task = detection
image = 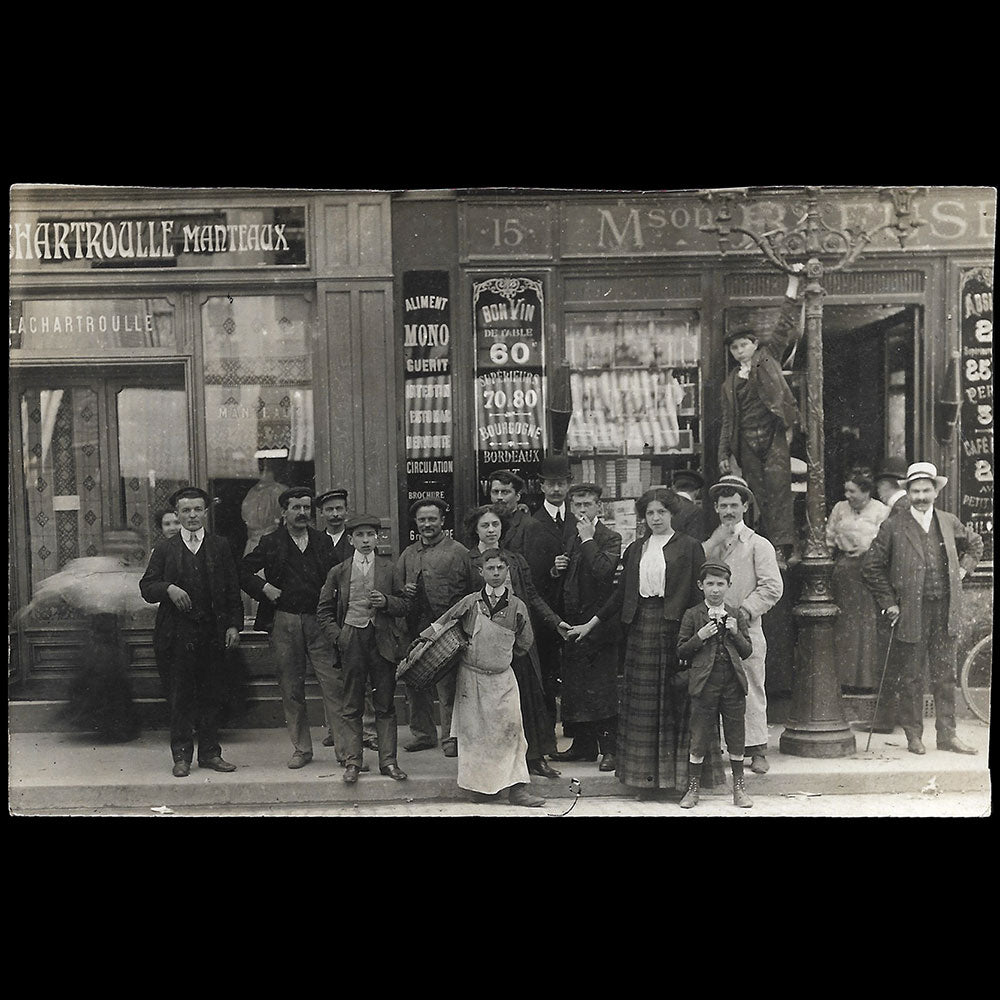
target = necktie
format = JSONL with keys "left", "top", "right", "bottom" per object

{"left": 186, "top": 531, "right": 198, "bottom": 552}
{"left": 555, "top": 510, "right": 563, "bottom": 527}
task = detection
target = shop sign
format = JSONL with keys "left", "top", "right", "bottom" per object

{"left": 402, "top": 271, "right": 454, "bottom": 539}
{"left": 473, "top": 276, "right": 547, "bottom": 500}
{"left": 959, "top": 266, "right": 993, "bottom": 567}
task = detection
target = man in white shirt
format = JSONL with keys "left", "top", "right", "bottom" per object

{"left": 703, "top": 475, "right": 784, "bottom": 774}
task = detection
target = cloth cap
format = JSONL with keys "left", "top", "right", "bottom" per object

{"left": 700, "top": 560, "right": 732, "bottom": 580}
{"left": 168, "top": 486, "right": 211, "bottom": 508}
{"left": 346, "top": 514, "right": 382, "bottom": 533}
{"left": 409, "top": 496, "right": 449, "bottom": 519}
{"left": 723, "top": 327, "right": 758, "bottom": 347}
{"left": 567, "top": 482, "right": 603, "bottom": 501}
{"left": 314, "top": 489, "right": 348, "bottom": 509}
{"left": 708, "top": 475, "right": 756, "bottom": 507}
{"left": 278, "top": 487, "right": 314, "bottom": 509}
{"left": 672, "top": 469, "right": 704, "bottom": 490}
{"left": 899, "top": 462, "right": 948, "bottom": 490}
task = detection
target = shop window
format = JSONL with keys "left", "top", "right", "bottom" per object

{"left": 201, "top": 294, "right": 316, "bottom": 595}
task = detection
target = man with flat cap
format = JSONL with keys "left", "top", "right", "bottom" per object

{"left": 396, "top": 496, "right": 473, "bottom": 755}
{"left": 317, "top": 513, "right": 409, "bottom": 783}
{"left": 140, "top": 486, "right": 243, "bottom": 777}
{"left": 671, "top": 469, "right": 708, "bottom": 541}
{"left": 241, "top": 487, "right": 344, "bottom": 769}
{"left": 862, "top": 462, "right": 982, "bottom": 755}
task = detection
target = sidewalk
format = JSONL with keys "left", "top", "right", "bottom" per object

{"left": 9, "top": 717, "right": 990, "bottom": 816}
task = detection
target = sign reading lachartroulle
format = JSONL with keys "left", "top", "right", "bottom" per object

{"left": 402, "top": 271, "right": 455, "bottom": 539}
{"left": 473, "top": 276, "right": 547, "bottom": 502}
{"left": 959, "top": 266, "right": 993, "bottom": 568}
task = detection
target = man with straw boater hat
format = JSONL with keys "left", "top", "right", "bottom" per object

{"left": 862, "top": 462, "right": 982, "bottom": 755}
{"left": 703, "top": 474, "right": 783, "bottom": 775}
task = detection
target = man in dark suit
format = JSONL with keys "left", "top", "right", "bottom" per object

{"left": 316, "top": 514, "right": 410, "bottom": 783}
{"left": 670, "top": 469, "right": 708, "bottom": 541}
{"left": 873, "top": 458, "right": 912, "bottom": 516}
{"left": 488, "top": 469, "right": 546, "bottom": 554}
{"left": 551, "top": 483, "right": 622, "bottom": 771}
{"left": 139, "top": 486, "right": 243, "bottom": 777}
{"left": 241, "top": 488, "right": 343, "bottom": 770}
{"left": 862, "top": 462, "right": 982, "bottom": 755}
{"left": 718, "top": 264, "right": 804, "bottom": 557}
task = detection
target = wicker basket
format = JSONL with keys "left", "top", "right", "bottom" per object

{"left": 396, "top": 620, "right": 468, "bottom": 691}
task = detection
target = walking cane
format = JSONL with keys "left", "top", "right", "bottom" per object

{"left": 866, "top": 613, "right": 898, "bottom": 752}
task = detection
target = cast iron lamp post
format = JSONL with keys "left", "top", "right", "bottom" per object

{"left": 698, "top": 186, "right": 926, "bottom": 757}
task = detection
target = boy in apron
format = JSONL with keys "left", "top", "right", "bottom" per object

{"left": 412, "top": 548, "right": 545, "bottom": 808}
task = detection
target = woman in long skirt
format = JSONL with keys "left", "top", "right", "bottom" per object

{"left": 567, "top": 488, "right": 725, "bottom": 794}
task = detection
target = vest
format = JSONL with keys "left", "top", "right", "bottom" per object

{"left": 921, "top": 514, "right": 949, "bottom": 601}
{"left": 179, "top": 542, "right": 212, "bottom": 621}
{"left": 344, "top": 558, "right": 375, "bottom": 627}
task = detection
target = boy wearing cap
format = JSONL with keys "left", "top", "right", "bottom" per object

{"left": 676, "top": 561, "right": 754, "bottom": 808}
{"left": 862, "top": 462, "right": 982, "bottom": 755}
{"left": 317, "top": 514, "right": 410, "bottom": 783}
{"left": 718, "top": 265, "right": 804, "bottom": 558}
{"left": 140, "top": 487, "right": 243, "bottom": 777}
{"left": 396, "top": 497, "right": 473, "bottom": 756}
{"left": 704, "top": 475, "right": 783, "bottom": 774}
{"left": 241, "top": 488, "right": 344, "bottom": 769}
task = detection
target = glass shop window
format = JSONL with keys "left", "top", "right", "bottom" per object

{"left": 564, "top": 308, "right": 702, "bottom": 547}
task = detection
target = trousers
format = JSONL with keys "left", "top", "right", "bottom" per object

{"left": 742, "top": 618, "right": 768, "bottom": 750}
{"left": 340, "top": 624, "right": 399, "bottom": 767}
{"left": 168, "top": 619, "right": 225, "bottom": 764}
{"left": 736, "top": 422, "right": 794, "bottom": 547}
{"left": 406, "top": 666, "right": 458, "bottom": 746}
{"left": 688, "top": 656, "right": 746, "bottom": 758}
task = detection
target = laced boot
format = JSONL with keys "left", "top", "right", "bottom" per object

{"left": 508, "top": 782, "right": 545, "bottom": 807}
{"left": 732, "top": 776, "right": 753, "bottom": 808}
{"left": 679, "top": 775, "right": 701, "bottom": 809}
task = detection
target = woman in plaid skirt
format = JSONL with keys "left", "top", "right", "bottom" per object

{"left": 567, "top": 488, "right": 725, "bottom": 795}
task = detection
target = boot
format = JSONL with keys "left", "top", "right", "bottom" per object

{"left": 732, "top": 776, "right": 753, "bottom": 808}
{"left": 508, "top": 782, "right": 545, "bottom": 807}
{"left": 679, "top": 776, "right": 700, "bottom": 809}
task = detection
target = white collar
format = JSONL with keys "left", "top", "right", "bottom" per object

{"left": 327, "top": 527, "right": 345, "bottom": 541}
{"left": 184, "top": 527, "right": 205, "bottom": 541}
{"left": 485, "top": 585, "right": 508, "bottom": 599}
{"left": 353, "top": 550, "right": 374, "bottom": 566}
{"left": 888, "top": 489, "right": 907, "bottom": 508}
{"left": 910, "top": 506, "right": 935, "bottom": 532}
{"left": 543, "top": 500, "right": 566, "bottom": 519}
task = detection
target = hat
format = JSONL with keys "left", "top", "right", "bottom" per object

{"left": 346, "top": 513, "right": 382, "bottom": 532}
{"left": 168, "top": 486, "right": 211, "bottom": 508}
{"left": 278, "top": 487, "right": 314, "bottom": 509}
{"left": 314, "top": 488, "right": 348, "bottom": 508}
{"left": 723, "top": 327, "right": 758, "bottom": 348}
{"left": 699, "top": 560, "right": 732, "bottom": 580}
{"left": 898, "top": 462, "right": 948, "bottom": 490}
{"left": 672, "top": 469, "right": 704, "bottom": 490}
{"left": 538, "top": 455, "right": 573, "bottom": 481}
{"left": 567, "top": 482, "right": 603, "bottom": 500}
{"left": 489, "top": 470, "right": 525, "bottom": 493}
{"left": 409, "top": 496, "right": 449, "bottom": 518}
{"left": 874, "top": 457, "right": 909, "bottom": 483}
{"left": 708, "top": 475, "right": 756, "bottom": 507}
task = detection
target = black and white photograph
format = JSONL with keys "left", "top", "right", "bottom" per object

{"left": 8, "top": 182, "right": 993, "bottom": 820}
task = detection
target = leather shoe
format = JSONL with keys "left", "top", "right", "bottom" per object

{"left": 198, "top": 756, "right": 237, "bottom": 772}
{"left": 380, "top": 763, "right": 408, "bottom": 780}
{"left": 937, "top": 736, "right": 977, "bottom": 755}
{"left": 339, "top": 760, "right": 369, "bottom": 772}
{"left": 287, "top": 752, "right": 313, "bottom": 769}
{"left": 363, "top": 737, "right": 380, "bottom": 752}
{"left": 404, "top": 739, "right": 437, "bottom": 752}
{"left": 322, "top": 734, "right": 336, "bottom": 747}
{"left": 508, "top": 783, "right": 545, "bottom": 807}
{"left": 550, "top": 744, "right": 598, "bottom": 762}
{"left": 907, "top": 735, "right": 927, "bottom": 755}
{"left": 172, "top": 760, "right": 191, "bottom": 778}
{"left": 527, "top": 758, "right": 561, "bottom": 779}
{"left": 749, "top": 755, "right": 770, "bottom": 774}
{"left": 598, "top": 753, "right": 616, "bottom": 772}
{"left": 343, "top": 764, "right": 361, "bottom": 784}
{"left": 442, "top": 740, "right": 458, "bottom": 758}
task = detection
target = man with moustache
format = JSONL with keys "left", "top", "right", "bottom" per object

{"left": 140, "top": 487, "right": 243, "bottom": 777}
{"left": 396, "top": 497, "right": 473, "bottom": 756}
{"left": 703, "top": 475, "right": 783, "bottom": 775}
{"left": 240, "top": 488, "right": 344, "bottom": 770}
{"left": 862, "top": 462, "right": 982, "bottom": 755}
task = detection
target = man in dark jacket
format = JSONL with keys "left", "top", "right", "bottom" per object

{"left": 862, "top": 462, "right": 982, "bottom": 755}
{"left": 551, "top": 483, "right": 622, "bottom": 771}
{"left": 241, "top": 488, "right": 342, "bottom": 770}
{"left": 671, "top": 469, "right": 708, "bottom": 541}
{"left": 140, "top": 487, "right": 243, "bottom": 777}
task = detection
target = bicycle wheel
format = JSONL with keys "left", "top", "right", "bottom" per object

{"left": 960, "top": 632, "right": 992, "bottom": 724}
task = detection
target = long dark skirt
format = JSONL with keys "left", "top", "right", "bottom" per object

{"left": 511, "top": 653, "right": 557, "bottom": 759}
{"left": 832, "top": 553, "right": 882, "bottom": 690}
{"left": 617, "top": 600, "right": 725, "bottom": 790}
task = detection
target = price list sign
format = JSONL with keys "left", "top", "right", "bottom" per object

{"left": 959, "top": 266, "right": 993, "bottom": 566}
{"left": 472, "top": 276, "right": 547, "bottom": 501}
{"left": 402, "top": 271, "right": 455, "bottom": 539}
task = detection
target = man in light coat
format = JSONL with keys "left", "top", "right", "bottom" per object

{"left": 862, "top": 462, "right": 982, "bottom": 755}
{"left": 703, "top": 475, "right": 784, "bottom": 774}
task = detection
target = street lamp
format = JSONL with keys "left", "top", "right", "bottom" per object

{"left": 699, "top": 185, "right": 926, "bottom": 757}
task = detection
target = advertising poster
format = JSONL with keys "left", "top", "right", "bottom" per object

{"left": 402, "top": 271, "right": 454, "bottom": 540}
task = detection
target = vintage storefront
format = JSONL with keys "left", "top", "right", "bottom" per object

{"left": 9, "top": 187, "right": 398, "bottom": 723}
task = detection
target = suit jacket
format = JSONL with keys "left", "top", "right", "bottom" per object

{"left": 672, "top": 494, "right": 706, "bottom": 542}
{"left": 140, "top": 533, "right": 243, "bottom": 654}
{"left": 316, "top": 554, "right": 410, "bottom": 664}
{"left": 718, "top": 296, "right": 802, "bottom": 466}
{"left": 862, "top": 507, "right": 982, "bottom": 643}
{"left": 887, "top": 494, "right": 911, "bottom": 517}
{"left": 531, "top": 505, "right": 578, "bottom": 605}
{"left": 559, "top": 519, "right": 622, "bottom": 646}
{"left": 676, "top": 602, "right": 753, "bottom": 697}
{"left": 240, "top": 526, "right": 338, "bottom": 633}
{"left": 500, "top": 507, "right": 547, "bottom": 573}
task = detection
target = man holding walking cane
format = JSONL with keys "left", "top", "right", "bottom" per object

{"left": 862, "top": 462, "right": 982, "bottom": 756}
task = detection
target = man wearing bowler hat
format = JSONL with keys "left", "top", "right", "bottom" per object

{"left": 140, "top": 486, "right": 243, "bottom": 777}
{"left": 241, "top": 487, "right": 344, "bottom": 769}
{"left": 396, "top": 496, "right": 473, "bottom": 755}
{"left": 703, "top": 474, "right": 783, "bottom": 775}
{"left": 317, "top": 514, "right": 409, "bottom": 783}
{"left": 671, "top": 469, "right": 708, "bottom": 541}
{"left": 872, "top": 458, "right": 912, "bottom": 516}
{"left": 862, "top": 462, "right": 982, "bottom": 755}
